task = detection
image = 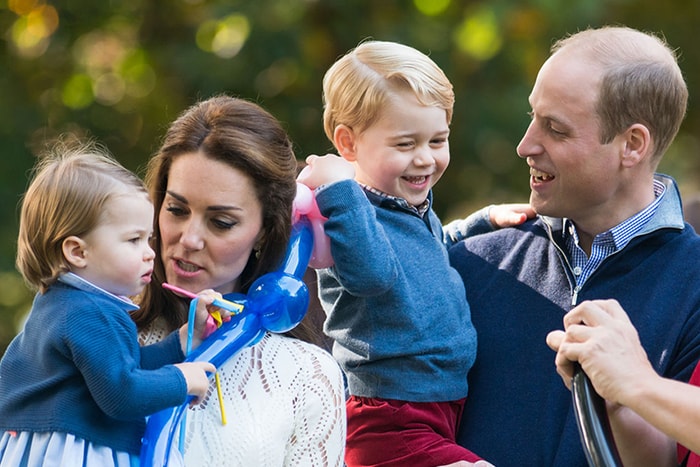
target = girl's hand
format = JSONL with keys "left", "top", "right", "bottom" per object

{"left": 174, "top": 361, "right": 216, "bottom": 405}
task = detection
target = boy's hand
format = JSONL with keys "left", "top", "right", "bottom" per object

{"left": 297, "top": 153, "right": 355, "bottom": 189}
{"left": 437, "top": 461, "right": 495, "bottom": 467}
{"left": 489, "top": 203, "right": 536, "bottom": 228}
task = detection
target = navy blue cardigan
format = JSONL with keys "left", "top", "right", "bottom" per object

{"left": 448, "top": 175, "right": 700, "bottom": 466}
{"left": 0, "top": 274, "right": 187, "bottom": 454}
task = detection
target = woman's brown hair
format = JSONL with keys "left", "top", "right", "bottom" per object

{"left": 132, "top": 95, "right": 325, "bottom": 347}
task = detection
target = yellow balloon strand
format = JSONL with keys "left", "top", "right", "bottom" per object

{"left": 209, "top": 310, "right": 227, "bottom": 425}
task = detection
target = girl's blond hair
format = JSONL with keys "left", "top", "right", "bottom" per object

{"left": 16, "top": 140, "right": 147, "bottom": 292}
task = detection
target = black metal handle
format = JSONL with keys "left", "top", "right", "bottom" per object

{"left": 572, "top": 364, "right": 624, "bottom": 467}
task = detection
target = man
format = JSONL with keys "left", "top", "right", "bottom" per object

{"left": 449, "top": 26, "right": 700, "bottom": 466}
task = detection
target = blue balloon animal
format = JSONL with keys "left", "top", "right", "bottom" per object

{"left": 140, "top": 183, "right": 326, "bottom": 466}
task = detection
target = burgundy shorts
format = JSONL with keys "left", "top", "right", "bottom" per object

{"left": 344, "top": 395, "right": 482, "bottom": 467}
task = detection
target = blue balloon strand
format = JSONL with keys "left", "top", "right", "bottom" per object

{"left": 140, "top": 218, "right": 314, "bottom": 466}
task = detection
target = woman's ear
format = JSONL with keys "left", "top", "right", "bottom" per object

{"left": 333, "top": 124, "right": 358, "bottom": 162}
{"left": 62, "top": 236, "right": 88, "bottom": 269}
{"left": 621, "top": 123, "right": 651, "bottom": 168}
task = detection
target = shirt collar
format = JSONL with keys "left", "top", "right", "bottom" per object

{"left": 359, "top": 183, "right": 430, "bottom": 216}
{"left": 58, "top": 272, "right": 139, "bottom": 311}
{"left": 562, "top": 178, "right": 666, "bottom": 251}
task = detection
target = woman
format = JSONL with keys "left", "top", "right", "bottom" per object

{"left": 134, "top": 95, "right": 346, "bottom": 467}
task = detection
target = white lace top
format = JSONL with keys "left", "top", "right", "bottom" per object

{"left": 139, "top": 320, "right": 346, "bottom": 467}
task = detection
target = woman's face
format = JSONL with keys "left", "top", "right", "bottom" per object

{"left": 158, "top": 151, "right": 264, "bottom": 295}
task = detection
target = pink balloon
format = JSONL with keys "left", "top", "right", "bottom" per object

{"left": 293, "top": 183, "right": 333, "bottom": 269}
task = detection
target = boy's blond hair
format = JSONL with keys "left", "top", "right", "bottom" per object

{"left": 322, "top": 40, "right": 454, "bottom": 143}
{"left": 16, "top": 140, "right": 148, "bottom": 292}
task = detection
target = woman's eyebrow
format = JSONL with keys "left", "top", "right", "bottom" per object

{"left": 207, "top": 205, "right": 242, "bottom": 213}
{"left": 165, "top": 190, "right": 242, "bottom": 212}
{"left": 165, "top": 190, "right": 187, "bottom": 204}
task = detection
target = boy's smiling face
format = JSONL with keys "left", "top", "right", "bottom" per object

{"left": 347, "top": 89, "right": 450, "bottom": 207}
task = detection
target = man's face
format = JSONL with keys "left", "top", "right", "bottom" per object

{"left": 516, "top": 50, "right": 627, "bottom": 231}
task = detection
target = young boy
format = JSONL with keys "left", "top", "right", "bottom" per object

{"left": 298, "top": 40, "right": 527, "bottom": 467}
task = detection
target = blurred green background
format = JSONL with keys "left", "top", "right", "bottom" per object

{"left": 2, "top": 0, "right": 700, "bottom": 353}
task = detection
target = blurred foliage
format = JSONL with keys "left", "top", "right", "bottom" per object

{"left": 2, "top": 0, "right": 700, "bottom": 353}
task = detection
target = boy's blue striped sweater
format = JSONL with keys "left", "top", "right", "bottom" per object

{"left": 316, "top": 179, "right": 478, "bottom": 402}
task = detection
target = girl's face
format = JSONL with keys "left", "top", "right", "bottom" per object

{"left": 158, "top": 151, "right": 264, "bottom": 295}
{"left": 76, "top": 192, "right": 155, "bottom": 297}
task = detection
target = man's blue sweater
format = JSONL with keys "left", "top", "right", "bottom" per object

{"left": 448, "top": 175, "right": 700, "bottom": 466}
{"left": 316, "top": 179, "right": 478, "bottom": 402}
{"left": 0, "top": 274, "right": 187, "bottom": 454}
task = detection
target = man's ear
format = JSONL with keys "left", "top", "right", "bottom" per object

{"left": 333, "top": 124, "right": 358, "bottom": 162}
{"left": 621, "top": 123, "right": 652, "bottom": 168}
{"left": 62, "top": 236, "right": 88, "bottom": 269}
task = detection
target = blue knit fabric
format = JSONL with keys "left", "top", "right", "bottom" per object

{"left": 0, "top": 274, "right": 187, "bottom": 455}
{"left": 449, "top": 174, "right": 700, "bottom": 466}
{"left": 316, "top": 179, "right": 478, "bottom": 402}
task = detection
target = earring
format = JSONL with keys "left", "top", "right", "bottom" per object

{"left": 255, "top": 247, "right": 261, "bottom": 259}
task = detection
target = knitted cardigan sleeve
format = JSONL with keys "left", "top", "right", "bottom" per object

{"left": 64, "top": 294, "right": 187, "bottom": 419}
{"left": 140, "top": 330, "right": 185, "bottom": 369}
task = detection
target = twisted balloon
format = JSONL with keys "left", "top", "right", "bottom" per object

{"left": 140, "top": 183, "right": 329, "bottom": 466}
